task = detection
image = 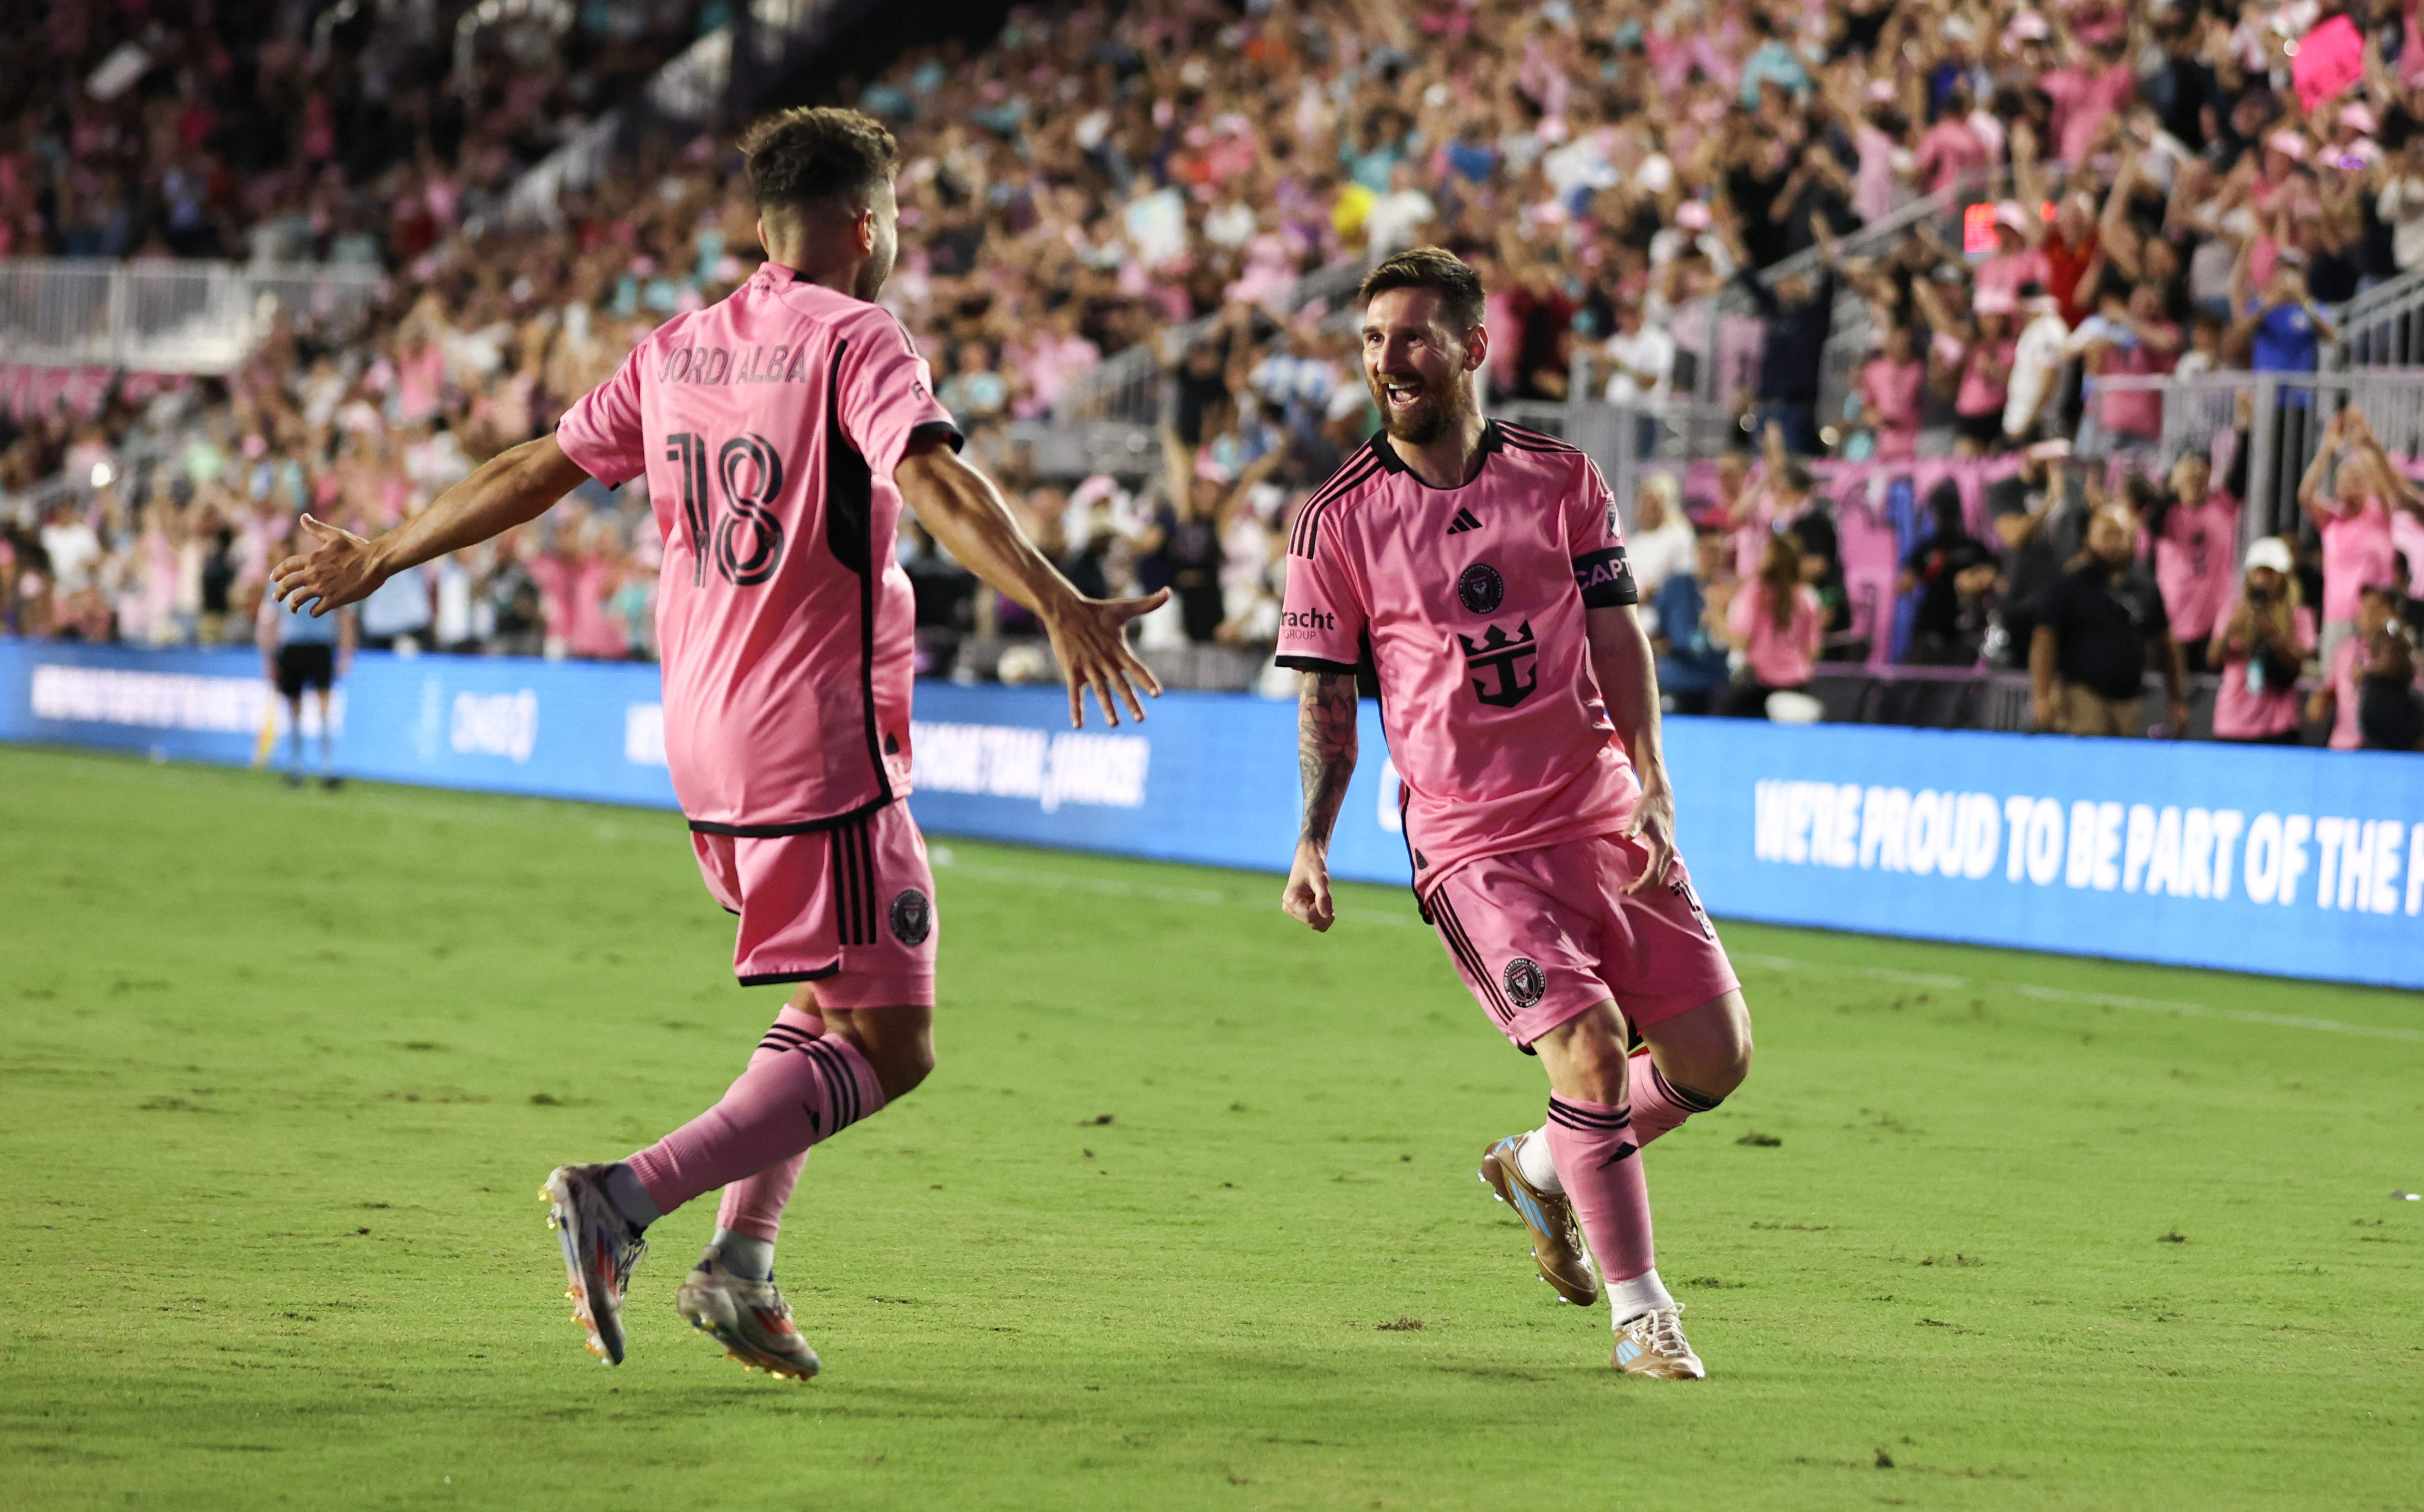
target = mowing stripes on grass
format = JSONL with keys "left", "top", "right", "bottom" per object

{"left": 2, "top": 745, "right": 2419, "bottom": 1512}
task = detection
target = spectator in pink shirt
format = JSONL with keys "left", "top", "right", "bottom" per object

{"left": 2299, "top": 408, "right": 2413, "bottom": 664}
{"left": 2144, "top": 454, "right": 2240, "bottom": 674}
{"left": 1912, "top": 89, "right": 1989, "bottom": 195}
{"left": 1972, "top": 203, "right": 2049, "bottom": 306}
{"left": 2083, "top": 285, "right": 2181, "bottom": 455}
{"left": 1935, "top": 291, "right": 2017, "bottom": 456}
{"left": 1725, "top": 530, "right": 1824, "bottom": 716}
{"left": 1857, "top": 324, "right": 1925, "bottom": 462}
{"left": 2310, "top": 584, "right": 2404, "bottom": 750}
{"left": 2208, "top": 538, "right": 2315, "bottom": 745}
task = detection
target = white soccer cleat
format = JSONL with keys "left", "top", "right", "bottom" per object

{"left": 675, "top": 1247, "right": 821, "bottom": 1380}
{"left": 1612, "top": 1303, "right": 1706, "bottom": 1380}
{"left": 541, "top": 1164, "right": 647, "bottom": 1366}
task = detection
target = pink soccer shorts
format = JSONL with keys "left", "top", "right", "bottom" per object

{"left": 1425, "top": 831, "right": 1739, "bottom": 1050}
{"left": 689, "top": 800, "right": 938, "bottom": 1008}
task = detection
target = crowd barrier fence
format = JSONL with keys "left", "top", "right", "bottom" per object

{"left": 5, "top": 642, "right": 2419, "bottom": 991}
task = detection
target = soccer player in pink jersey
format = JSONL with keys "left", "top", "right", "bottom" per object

{"left": 268, "top": 108, "right": 1164, "bottom": 1379}
{"left": 1277, "top": 249, "right": 1754, "bottom": 1380}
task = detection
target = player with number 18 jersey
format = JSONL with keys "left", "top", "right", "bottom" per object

{"left": 557, "top": 262, "right": 961, "bottom": 999}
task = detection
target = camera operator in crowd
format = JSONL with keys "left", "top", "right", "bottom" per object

{"left": 2207, "top": 537, "right": 2313, "bottom": 746}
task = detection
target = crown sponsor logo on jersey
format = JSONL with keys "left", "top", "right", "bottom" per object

{"left": 1502, "top": 956, "right": 1546, "bottom": 1008}
{"left": 1447, "top": 507, "right": 1483, "bottom": 535}
{"left": 1457, "top": 561, "right": 1504, "bottom": 614}
{"left": 1458, "top": 620, "right": 1539, "bottom": 708}
{"left": 1279, "top": 606, "right": 1337, "bottom": 636}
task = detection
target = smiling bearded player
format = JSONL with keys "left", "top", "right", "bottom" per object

{"left": 1275, "top": 247, "right": 1755, "bottom": 1379}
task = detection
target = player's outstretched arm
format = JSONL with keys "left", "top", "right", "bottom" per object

{"left": 1586, "top": 605, "right": 1677, "bottom": 895}
{"left": 269, "top": 435, "right": 590, "bottom": 615}
{"left": 1281, "top": 670, "right": 1358, "bottom": 932}
{"left": 895, "top": 437, "right": 1166, "bottom": 728}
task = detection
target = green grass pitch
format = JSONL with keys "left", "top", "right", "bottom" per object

{"left": 3, "top": 743, "right": 2420, "bottom": 1510}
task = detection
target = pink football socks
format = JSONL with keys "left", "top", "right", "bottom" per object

{"left": 1543, "top": 1093, "right": 1656, "bottom": 1287}
{"left": 625, "top": 1009, "right": 885, "bottom": 1220}
{"left": 707, "top": 1006, "right": 825, "bottom": 1242}
{"left": 1624, "top": 1052, "right": 1725, "bottom": 1147}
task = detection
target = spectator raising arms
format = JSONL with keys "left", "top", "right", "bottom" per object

{"left": 2299, "top": 407, "right": 2414, "bottom": 666}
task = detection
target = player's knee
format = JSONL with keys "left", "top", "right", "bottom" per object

{"left": 1700, "top": 1037, "right": 1753, "bottom": 1098}
{"left": 1574, "top": 1031, "right": 1638, "bottom": 1107}
{"left": 862, "top": 1031, "right": 934, "bottom": 1101}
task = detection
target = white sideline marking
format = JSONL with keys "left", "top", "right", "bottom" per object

{"left": 933, "top": 850, "right": 2423, "bottom": 1045}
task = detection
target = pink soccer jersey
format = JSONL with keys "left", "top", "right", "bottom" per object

{"left": 1276, "top": 421, "right": 1642, "bottom": 895}
{"left": 554, "top": 263, "right": 960, "bottom": 832}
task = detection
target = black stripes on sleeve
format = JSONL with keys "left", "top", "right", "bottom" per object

{"left": 1289, "top": 445, "right": 1385, "bottom": 559}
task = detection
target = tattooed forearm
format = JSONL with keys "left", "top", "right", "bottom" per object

{"left": 1296, "top": 670, "right": 1359, "bottom": 847}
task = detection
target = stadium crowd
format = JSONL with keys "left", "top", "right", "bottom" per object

{"left": 3, "top": 0, "right": 2423, "bottom": 744}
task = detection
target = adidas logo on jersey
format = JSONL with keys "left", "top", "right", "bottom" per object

{"left": 1447, "top": 508, "right": 1482, "bottom": 534}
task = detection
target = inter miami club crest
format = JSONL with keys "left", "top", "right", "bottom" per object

{"left": 1458, "top": 620, "right": 1539, "bottom": 707}
{"left": 1502, "top": 956, "right": 1546, "bottom": 1009}
{"left": 890, "top": 889, "right": 932, "bottom": 946}
{"left": 1457, "top": 561, "right": 1504, "bottom": 614}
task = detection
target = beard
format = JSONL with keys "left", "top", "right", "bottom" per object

{"left": 1368, "top": 369, "right": 1470, "bottom": 446}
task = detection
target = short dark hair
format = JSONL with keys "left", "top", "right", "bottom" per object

{"left": 741, "top": 107, "right": 898, "bottom": 214}
{"left": 1359, "top": 247, "right": 1486, "bottom": 332}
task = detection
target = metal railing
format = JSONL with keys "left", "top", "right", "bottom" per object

{"left": 1729, "top": 164, "right": 2015, "bottom": 420}
{"left": 2331, "top": 265, "right": 2424, "bottom": 369}
{"left": 0, "top": 258, "right": 386, "bottom": 372}
{"left": 2090, "top": 368, "right": 2424, "bottom": 551}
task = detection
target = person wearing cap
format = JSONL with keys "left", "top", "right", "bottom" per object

{"left": 2208, "top": 537, "right": 2316, "bottom": 745}
{"left": 1974, "top": 200, "right": 2049, "bottom": 307}
{"left": 1938, "top": 289, "right": 2016, "bottom": 456}
{"left": 2030, "top": 508, "right": 2190, "bottom": 738}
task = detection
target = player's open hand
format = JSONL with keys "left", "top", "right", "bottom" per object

{"left": 1623, "top": 782, "right": 1679, "bottom": 895}
{"left": 1045, "top": 588, "right": 1169, "bottom": 728}
{"left": 269, "top": 514, "right": 388, "bottom": 617}
{"left": 1282, "top": 840, "right": 1335, "bottom": 931}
